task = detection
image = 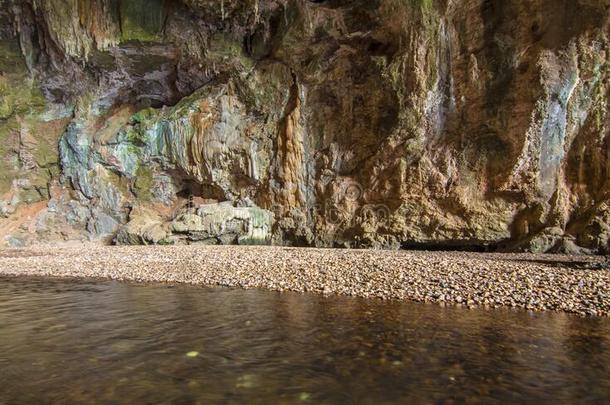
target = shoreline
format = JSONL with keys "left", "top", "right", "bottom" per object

{"left": 0, "top": 245, "right": 608, "bottom": 316}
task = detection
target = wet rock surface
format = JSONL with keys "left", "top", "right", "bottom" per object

{"left": 0, "top": 245, "right": 609, "bottom": 316}
{"left": 0, "top": 1, "right": 608, "bottom": 253}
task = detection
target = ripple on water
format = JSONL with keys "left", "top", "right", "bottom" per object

{"left": 0, "top": 277, "right": 610, "bottom": 403}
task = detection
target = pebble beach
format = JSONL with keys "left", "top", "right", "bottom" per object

{"left": 0, "top": 245, "right": 609, "bottom": 316}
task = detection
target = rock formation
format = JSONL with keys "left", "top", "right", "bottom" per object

{"left": 0, "top": 0, "right": 609, "bottom": 253}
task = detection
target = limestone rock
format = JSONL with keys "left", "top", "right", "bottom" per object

{"left": 115, "top": 203, "right": 273, "bottom": 245}
{"left": 115, "top": 207, "right": 170, "bottom": 245}
{"left": 0, "top": 1, "right": 609, "bottom": 253}
{"left": 171, "top": 203, "right": 273, "bottom": 245}
{"left": 514, "top": 227, "right": 566, "bottom": 254}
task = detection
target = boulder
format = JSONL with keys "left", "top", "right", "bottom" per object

{"left": 171, "top": 203, "right": 273, "bottom": 245}
{"left": 115, "top": 207, "right": 170, "bottom": 245}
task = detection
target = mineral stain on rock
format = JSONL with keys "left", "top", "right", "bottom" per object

{"left": 0, "top": 0, "right": 609, "bottom": 253}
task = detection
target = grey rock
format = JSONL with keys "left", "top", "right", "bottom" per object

{"left": 87, "top": 210, "right": 120, "bottom": 237}
{"left": 5, "top": 236, "right": 26, "bottom": 248}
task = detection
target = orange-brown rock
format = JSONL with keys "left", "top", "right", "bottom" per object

{"left": 0, "top": 0, "right": 608, "bottom": 253}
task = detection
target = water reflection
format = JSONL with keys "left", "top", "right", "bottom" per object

{"left": 1, "top": 277, "right": 609, "bottom": 403}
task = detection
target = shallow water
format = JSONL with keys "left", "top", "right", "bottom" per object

{"left": 1, "top": 277, "right": 610, "bottom": 403}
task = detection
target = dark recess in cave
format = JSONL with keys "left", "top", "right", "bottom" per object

{"left": 401, "top": 241, "right": 501, "bottom": 253}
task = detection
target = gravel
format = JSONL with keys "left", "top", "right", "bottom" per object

{"left": 0, "top": 245, "right": 608, "bottom": 316}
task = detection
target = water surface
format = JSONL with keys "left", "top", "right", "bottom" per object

{"left": 1, "top": 277, "right": 610, "bottom": 403}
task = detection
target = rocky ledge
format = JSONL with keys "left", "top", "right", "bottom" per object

{"left": 0, "top": 245, "right": 608, "bottom": 316}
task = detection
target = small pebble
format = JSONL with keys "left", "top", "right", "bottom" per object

{"left": 0, "top": 245, "right": 607, "bottom": 317}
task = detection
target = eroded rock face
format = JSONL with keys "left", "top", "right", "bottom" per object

{"left": 0, "top": 0, "right": 609, "bottom": 252}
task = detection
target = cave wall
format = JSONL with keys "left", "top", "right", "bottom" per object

{"left": 0, "top": 0, "right": 609, "bottom": 252}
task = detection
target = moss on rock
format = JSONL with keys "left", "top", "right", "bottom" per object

{"left": 120, "top": 0, "right": 166, "bottom": 43}
{"left": 133, "top": 165, "right": 154, "bottom": 200}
